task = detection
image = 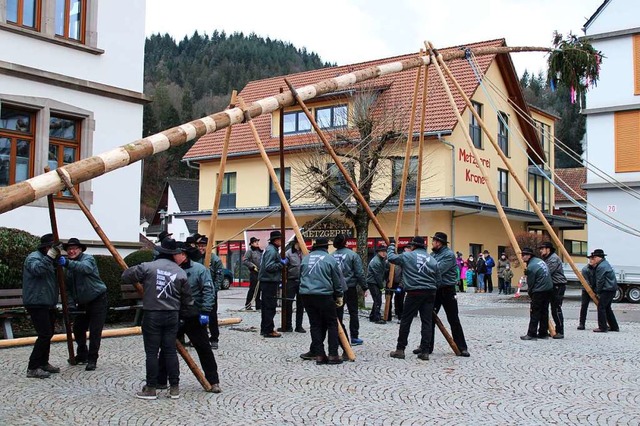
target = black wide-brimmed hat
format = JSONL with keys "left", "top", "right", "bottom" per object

{"left": 313, "top": 237, "right": 330, "bottom": 249}
{"left": 538, "top": 241, "right": 556, "bottom": 252}
{"left": 521, "top": 247, "right": 536, "bottom": 256}
{"left": 333, "top": 234, "right": 347, "bottom": 248}
{"left": 432, "top": 232, "right": 448, "bottom": 244}
{"left": 156, "top": 238, "right": 182, "bottom": 255}
{"left": 269, "top": 230, "right": 282, "bottom": 241}
{"left": 249, "top": 236, "right": 260, "bottom": 244}
{"left": 197, "top": 235, "right": 208, "bottom": 245}
{"left": 63, "top": 237, "right": 87, "bottom": 252}
{"left": 38, "top": 233, "right": 55, "bottom": 249}
{"left": 375, "top": 243, "right": 388, "bottom": 252}
{"left": 408, "top": 236, "right": 426, "bottom": 249}
{"left": 158, "top": 230, "right": 173, "bottom": 242}
{"left": 587, "top": 249, "right": 607, "bottom": 259}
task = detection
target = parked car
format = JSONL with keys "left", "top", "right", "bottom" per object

{"left": 221, "top": 268, "right": 233, "bottom": 290}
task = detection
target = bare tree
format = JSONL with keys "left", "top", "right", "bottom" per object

{"left": 294, "top": 87, "right": 433, "bottom": 263}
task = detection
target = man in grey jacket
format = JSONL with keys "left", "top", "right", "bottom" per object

{"left": 332, "top": 234, "right": 366, "bottom": 345}
{"left": 367, "top": 244, "right": 389, "bottom": 324}
{"left": 299, "top": 238, "right": 344, "bottom": 365}
{"left": 122, "top": 238, "right": 192, "bottom": 400}
{"left": 195, "top": 236, "right": 224, "bottom": 349}
{"left": 282, "top": 240, "right": 305, "bottom": 333}
{"left": 520, "top": 247, "right": 553, "bottom": 341}
{"left": 258, "top": 230, "right": 286, "bottom": 338}
{"left": 585, "top": 249, "right": 619, "bottom": 333}
{"left": 243, "top": 237, "right": 263, "bottom": 310}
{"left": 60, "top": 237, "right": 108, "bottom": 371}
{"left": 388, "top": 237, "right": 440, "bottom": 361}
{"left": 538, "top": 241, "right": 567, "bottom": 339}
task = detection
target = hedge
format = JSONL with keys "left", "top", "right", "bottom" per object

{"left": 0, "top": 227, "right": 40, "bottom": 289}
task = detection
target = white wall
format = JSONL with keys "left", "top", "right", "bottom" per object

{"left": 166, "top": 188, "right": 190, "bottom": 242}
{"left": 585, "top": 0, "right": 640, "bottom": 35}
{"left": 585, "top": 38, "right": 637, "bottom": 109}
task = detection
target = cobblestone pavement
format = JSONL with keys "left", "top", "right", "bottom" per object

{"left": 1, "top": 289, "right": 639, "bottom": 425}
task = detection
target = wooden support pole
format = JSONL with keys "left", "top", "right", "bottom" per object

{"left": 415, "top": 63, "right": 429, "bottom": 236}
{"left": 44, "top": 167, "right": 75, "bottom": 365}
{"left": 239, "top": 95, "right": 355, "bottom": 361}
{"left": 435, "top": 50, "right": 598, "bottom": 305}
{"left": 427, "top": 41, "right": 555, "bottom": 335}
{"left": 279, "top": 87, "right": 288, "bottom": 331}
{"left": 284, "top": 79, "right": 459, "bottom": 356}
{"left": 203, "top": 91, "right": 237, "bottom": 269}
{"left": 54, "top": 169, "right": 212, "bottom": 391}
{"left": 385, "top": 61, "right": 422, "bottom": 322}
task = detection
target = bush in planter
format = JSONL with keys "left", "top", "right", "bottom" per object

{"left": 123, "top": 249, "right": 154, "bottom": 267}
{"left": 0, "top": 227, "right": 40, "bottom": 289}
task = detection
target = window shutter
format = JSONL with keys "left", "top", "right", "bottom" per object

{"left": 614, "top": 110, "right": 640, "bottom": 172}
{"left": 634, "top": 35, "right": 640, "bottom": 95}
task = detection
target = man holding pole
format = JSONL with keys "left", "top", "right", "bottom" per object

{"left": 387, "top": 237, "right": 440, "bottom": 361}
{"left": 22, "top": 233, "right": 61, "bottom": 379}
{"left": 243, "top": 237, "right": 263, "bottom": 310}
{"left": 538, "top": 241, "right": 567, "bottom": 339}
{"left": 332, "top": 234, "right": 366, "bottom": 345}
{"left": 60, "top": 238, "right": 108, "bottom": 371}
{"left": 367, "top": 244, "right": 389, "bottom": 324}
{"left": 196, "top": 236, "right": 223, "bottom": 349}
{"left": 520, "top": 247, "right": 553, "bottom": 341}
{"left": 584, "top": 249, "right": 619, "bottom": 333}
{"left": 122, "top": 238, "right": 192, "bottom": 400}
{"left": 259, "top": 231, "right": 286, "bottom": 338}
{"left": 425, "top": 232, "right": 470, "bottom": 357}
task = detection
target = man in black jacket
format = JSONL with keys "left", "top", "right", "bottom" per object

{"left": 243, "top": 237, "right": 263, "bottom": 310}
{"left": 259, "top": 231, "right": 285, "bottom": 338}
{"left": 584, "top": 249, "right": 619, "bottom": 333}
{"left": 367, "top": 244, "right": 388, "bottom": 324}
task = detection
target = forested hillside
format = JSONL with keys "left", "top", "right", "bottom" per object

{"left": 141, "top": 31, "right": 333, "bottom": 218}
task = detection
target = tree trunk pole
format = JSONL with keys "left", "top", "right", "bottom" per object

{"left": 204, "top": 91, "right": 237, "bottom": 269}
{"left": 239, "top": 96, "right": 355, "bottom": 361}
{"left": 279, "top": 87, "right": 288, "bottom": 331}
{"left": 54, "top": 169, "right": 212, "bottom": 391}
{"left": 44, "top": 167, "right": 75, "bottom": 365}
{"left": 427, "top": 42, "right": 556, "bottom": 335}
{"left": 284, "top": 79, "right": 457, "bottom": 356}
{"left": 435, "top": 49, "right": 598, "bottom": 305}
{"left": 385, "top": 60, "right": 422, "bottom": 322}
{"left": 414, "top": 63, "right": 429, "bottom": 236}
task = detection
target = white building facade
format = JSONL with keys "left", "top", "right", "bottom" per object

{"left": 0, "top": 0, "right": 147, "bottom": 254}
{"left": 582, "top": 0, "right": 640, "bottom": 266}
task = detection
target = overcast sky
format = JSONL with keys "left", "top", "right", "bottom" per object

{"left": 145, "top": 0, "right": 604, "bottom": 77}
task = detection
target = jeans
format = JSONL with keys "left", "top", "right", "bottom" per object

{"left": 477, "top": 273, "right": 485, "bottom": 291}
{"left": 142, "top": 310, "right": 180, "bottom": 387}
{"left": 429, "top": 286, "right": 467, "bottom": 353}
{"left": 527, "top": 291, "right": 552, "bottom": 337}
{"left": 26, "top": 307, "right": 56, "bottom": 370}
{"left": 245, "top": 273, "right": 261, "bottom": 309}
{"left": 208, "top": 299, "right": 219, "bottom": 342}
{"left": 345, "top": 287, "right": 360, "bottom": 339}
{"left": 597, "top": 291, "right": 619, "bottom": 331}
{"left": 260, "top": 281, "right": 278, "bottom": 335}
{"left": 73, "top": 293, "right": 108, "bottom": 362}
{"left": 302, "top": 295, "right": 339, "bottom": 356}
{"left": 283, "top": 279, "right": 304, "bottom": 329}
{"left": 550, "top": 285, "right": 565, "bottom": 335}
{"left": 369, "top": 286, "right": 382, "bottom": 321}
{"left": 159, "top": 316, "right": 219, "bottom": 385}
{"left": 396, "top": 290, "right": 436, "bottom": 351}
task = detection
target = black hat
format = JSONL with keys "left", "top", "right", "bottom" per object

{"left": 158, "top": 230, "right": 173, "bottom": 242}
{"left": 375, "top": 243, "right": 388, "bottom": 252}
{"left": 313, "top": 238, "right": 330, "bottom": 248}
{"left": 432, "top": 232, "right": 448, "bottom": 244}
{"left": 521, "top": 247, "right": 536, "bottom": 256}
{"left": 482, "top": 249, "right": 490, "bottom": 255}
{"left": 63, "top": 237, "right": 87, "bottom": 252}
{"left": 587, "top": 249, "right": 607, "bottom": 259}
{"left": 333, "top": 234, "right": 347, "bottom": 248}
{"left": 269, "top": 230, "right": 282, "bottom": 241}
{"left": 249, "top": 236, "right": 260, "bottom": 244}
{"left": 156, "top": 238, "right": 182, "bottom": 255}
{"left": 538, "top": 241, "right": 556, "bottom": 252}
{"left": 38, "top": 233, "right": 55, "bottom": 249}
{"left": 197, "top": 235, "right": 208, "bottom": 245}
{"left": 408, "top": 236, "right": 426, "bottom": 249}
{"left": 185, "top": 235, "right": 198, "bottom": 245}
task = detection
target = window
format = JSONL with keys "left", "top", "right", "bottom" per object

{"left": 0, "top": 106, "right": 35, "bottom": 187}
{"left": 269, "top": 167, "right": 291, "bottom": 206}
{"left": 6, "top": 0, "right": 40, "bottom": 29}
{"left": 614, "top": 110, "right": 640, "bottom": 173}
{"left": 392, "top": 157, "right": 419, "bottom": 200}
{"left": 534, "top": 119, "right": 551, "bottom": 168}
{"left": 469, "top": 101, "right": 482, "bottom": 149}
{"left": 327, "top": 162, "right": 353, "bottom": 201}
{"left": 497, "top": 169, "right": 508, "bottom": 206}
{"left": 47, "top": 115, "right": 80, "bottom": 198}
{"left": 219, "top": 172, "right": 236, "bottom": 209}
{"left": 564, "top": 239, "right": 587, "bottom": 256}
{"left": 283, "top": 110, "right": 311, "bottom": 135}
{"left": 315, "top": 104, "right": 348, "bottom": 130}
{"left": 497, "top": 111, "right": 508, "bottom": 156}
{"left": 634, "top": 34, "right": 640, "bottom": 95}
{"left": 528, "top": 170, "right": 551, "bottom": 213}
{"left": 469, "top": 243, "right": 482, "bottom": 259}
{"left": 55, "top": 0, "right": 85, "bottom": 42}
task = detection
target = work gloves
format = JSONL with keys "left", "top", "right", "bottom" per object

{"left": 57, "top": 256, "right": 68, "bottom": 267}
{"left": 280, "top": 258, "right": 289, "bottom": 266}
{"left": 199, "top": 314, "right": 210, "bottom": 325}
{"left": 46, "top": 246, "right": 60, "bottom": 259}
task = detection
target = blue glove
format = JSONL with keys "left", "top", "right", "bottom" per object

{"left": 57, "top": 256, "right": 68, "bottom": 266}
{"left": 280, "top": 258, "right": 289, "bottom": 266}
{"left": 395, "top": 287, "right": 403, "bottom": 293}
{"left": 199, "top": 314, "right": 210, "bottom": 325}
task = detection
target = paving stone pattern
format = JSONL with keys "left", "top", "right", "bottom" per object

{"left": 0, "top": 290, "right": 638, "bottom": 425}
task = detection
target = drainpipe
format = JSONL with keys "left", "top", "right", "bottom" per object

{"left": 185, "top": 159, "right": 199, "bottom": 171}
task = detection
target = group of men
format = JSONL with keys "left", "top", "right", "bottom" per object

{"left": 520, "top": 242, "right": 619, "bottom": 341}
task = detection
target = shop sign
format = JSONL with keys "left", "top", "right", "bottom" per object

{"left": 301, "top": 217, "right": 354, "bottom": 239}
{"left": 459, "top": 148, "right": 491, "bottom": 185}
